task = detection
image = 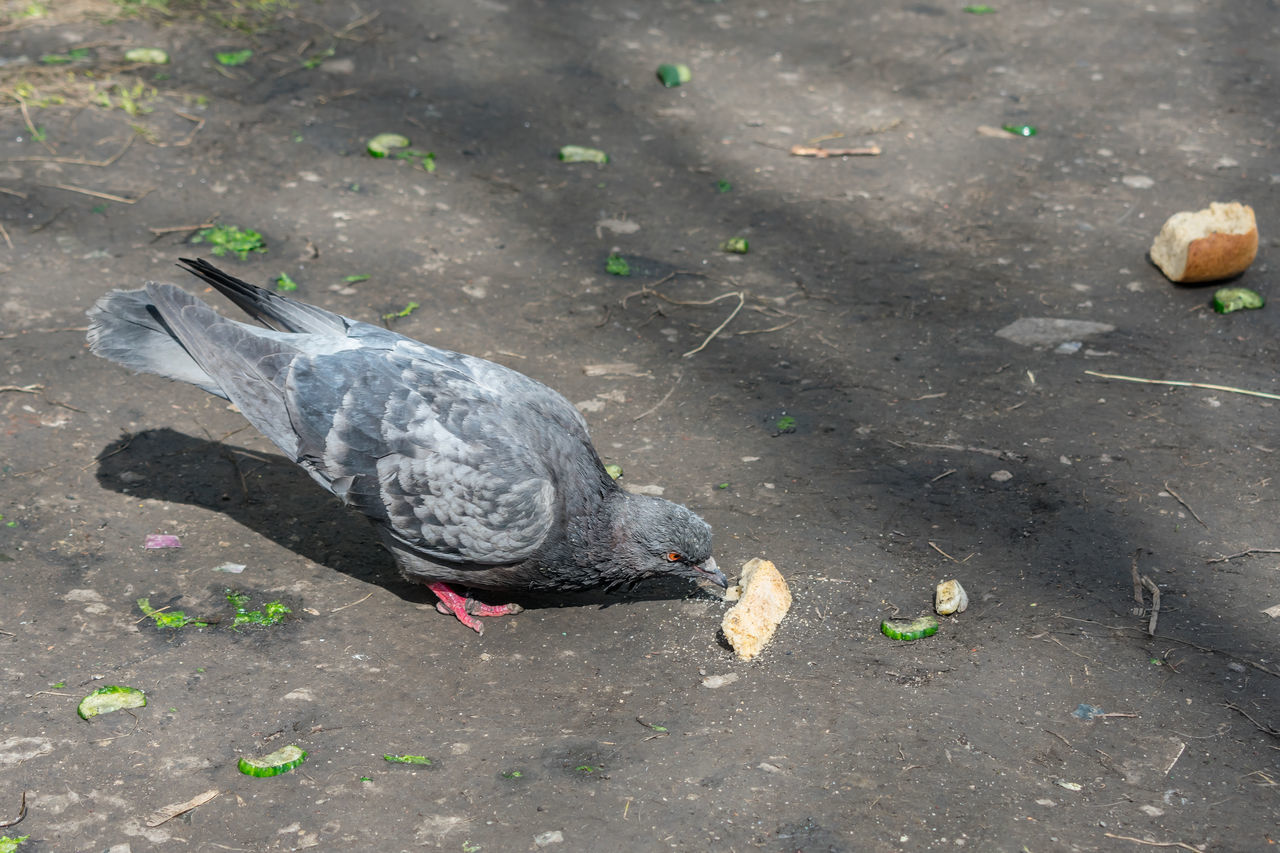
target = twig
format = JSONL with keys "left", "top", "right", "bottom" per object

{"left": 930, "top": 468, "right": 956, "bottom": 483}
{"left": 904, "top": 441, "right": 1028, "bottom": 462}
{"left": 2, "top": 133, "right": 133, "bottom": 166}
{"left": 148, "top": 222, "right": 215, "bottom": 235}
{"left": 1130, "top": 549, "right": 1145, "bottom": 612}
{"left": 790, "top": 144, "right": 882, "bottom": 157}
{"left": 0, "top": 221, "right": 11, "bottom": 249}
{"left": 619, "top": 271, "right": 709, "bottom": 309}
{"left": 1102, "top": 833, "right": 1203, "bottom": 852}
{"left": 0, "top": 790, "right": 25, "bottom": 828}
{"left": 13, "top": 92, "right": 55, "bottom": 154}
{"left": 0, "top": 186, "right": 25, "bottom": 198}
{"left": 735, "top": 318, "right": 799, "bottom": 336}
{"left": 1085, "top": 370, "right": 1280, "bottom": 402}
{"left": 44, "top": 183, "right": 151, "bottom": 204}
{"left": 330, "top": 592, "right": 374, "bottom": 613}
{"left": 928, "top": 541, "right": 957, "bottom": 562}
{"left": 1206, "top": 547, "right": 1280, "bottom": 564}
{"left": 1163, "top": 481, "right": 1207, "bottom": 527}
{"left": 1055, "top": 614, "right": 1280, "bottom": 678}
{"left": 0, "top": 384, "right": 42, "bottom": 394}
{"left": 634, "top": 372, "right": 682, "bottom": 421}
{"left": 1222, "top": 702, "right": 1280, "bottom": 738}
{"left": 1140, "top": 575, "right": 1161, "bottom": 636}
{"left": 145, "top": 789, "right": 219, "bottom": 828}
{"left": 0, "top": 325, "right": 87, "bottom": 341}
{"left": 683, "top": 291, "right": 745, "bottom": 357}
{"left": 154, "top": 111, "right": 205, "bottom": 148}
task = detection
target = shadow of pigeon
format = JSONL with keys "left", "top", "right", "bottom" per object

{"left": 92, "top": 428, "right": 720, "bottom": 613}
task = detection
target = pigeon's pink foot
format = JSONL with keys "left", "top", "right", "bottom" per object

{"left": 427, "top": 582, "right": 523, "bottom": 634}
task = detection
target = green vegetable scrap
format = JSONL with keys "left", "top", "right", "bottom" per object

{"left": 605, "top": 253, "right": 631, "bottom": 276}
{"left": 138, "top": 597, "right": 209, "bottom": 629}
{"left": 301, "top": 47, "right": 335, "bottom": 70}
{"left": 720, "top": 237, "right": 749, "bottom": 254}
{"left": 1212, "top": 287, "right": 1264, "bottom": 314}
{"left": 344, "top": 274, "right": 370, "bottom": 283}
{"left": 40, "top": 47, "right": 89, "bottom": 64}
{"left": 656, "top": 63, "right": 692, "bottom": 87}
{"left": 238, "top": 744, "right": 307, "bottom": 777}
{"left": 558, "top": 145, "right": 609, "bottom": 164}
{"left": 382, "top": 301, "right": 420, "bottom": 321}
{"left": 604, "top": 464, "right": 623, "bottom": 480}
{"left": 0, "top": 836, "right": 29, "bottom": 853}
{"left": 501, "top": 769, "right": 524, "bottom": 779}
{"left": 216, "top": 49, "right": 253, "bottom": 67}
{"left": 77, "top": 685, "right": 147, "bottom": 720}
{"left": 192, "top": 224, "right": 266, "bottom": 260}
{"left": 366, "top": 133, "right": 410, "bottom": 158}
{"left": 124, "top": 48, "right": 169, "bottom": 64}
{"left": 275, "top": 272, "right": 298, "bottom": 292}
{"left": 774, "top": 415, "right": 797, "bottom": 434}
{"left": 880, "top": 615, "right": 939, "bottom": 641}
{"left": 963, "top": 4, "right": 996, "bottom": 13}
{"left": 226, "top": 590, "right": 291, "bottom": 627}
{"left": 716, "top": 179, "right": 733, "bottom": 193}
{"left": 1001, "top": 123, "right": 1037, "bottom": 137}
{"left": 383, "top": 754, "right": 432, "bottom": 765}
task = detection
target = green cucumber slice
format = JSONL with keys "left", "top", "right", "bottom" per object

{"left": 1211, "top": 287, "right": 1264, "bottom": 314}
{"left": 366, "top": 133, "right": 410, "bottom": 158}
{"left": 77, "top": 685, "right": 146, "bottom": 720}
{"left": 558, "top": 145, "right": 609, "bottom": 164}
{"left": 383, "top": 754, "right": 431, "bottom": 765}
{"left": 238, "top": 745, "right": 308, "bottom": 777}
{"left": 656, "top": 63, "right": 692, "bottom": 87}
{"left": 880, "top": 615, "right": 939, "bottom": 641}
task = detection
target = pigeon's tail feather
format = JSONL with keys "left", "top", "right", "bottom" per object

{"left": 141, "top": 283, "right": 302, "bottom": 458}
{"left": 177, "top": 257, "right": 349, "bottom": 336}
{"left": 86, "top": 287, "right": 228, "bottom": 398}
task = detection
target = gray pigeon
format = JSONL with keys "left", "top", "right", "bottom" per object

{"left": 87, "top": 258, "right": 723, "bottom": 632}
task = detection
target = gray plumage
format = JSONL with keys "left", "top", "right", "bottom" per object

{"left": 87, "top": 259, "right": 722, "bottom": 603}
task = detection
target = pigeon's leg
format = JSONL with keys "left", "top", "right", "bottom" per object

{"left": 426, "top": 582, "right": 522, "bottom": 634}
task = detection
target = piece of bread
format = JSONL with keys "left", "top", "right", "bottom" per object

{"left": 1149, "top": 202, "right": 1258, "bottom": 283}
{"left": 721, "top": 558, "right": 791, "bottom": 660}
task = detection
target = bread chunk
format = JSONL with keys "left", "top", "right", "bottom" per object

{"left": 721, "top": 558, "right": 792, "bottom": 660}
{"left": 1149, "top": 202, "right": 1258, "bottom": 283}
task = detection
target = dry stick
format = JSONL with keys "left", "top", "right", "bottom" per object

{"left": 790, "top": 144, "right": 882, "bottom": 157}
{"left": 330, "top": 592, "right": 374, "bottom": 613}
{"left": 683, "top": 291, "right": 745, "bottom": 357}
{"left": 619, "top": 271, "right": 708, "bottom": 309}
{"left": 1222, "top": 702, "right": 1280, "bottom": 738}
{"left": 44, "top": 183, "right": 151, "bottom": 204}
{"left": 154, "top": 112, "right": 204, "bottom": 149}
{"left": 0, "top": 222, "right": 11, "bottom": 250}
{"left": 634, "top": 372, "right": 683, "bottom": 421}
{"left": 12, "top": 93, "right": 55, "bottom": 154}
{"left": 1102, "top": 833, "right": 1203, "bottom": 852}
{"left": 904, "top": 440, "right": 1028, "bottom": 462}
{"left": 1206, "top": 547, "right": 1280, "bottom": 564}
{"left": 0, "top": 384, "right": 43, "bottom": 394}
{"left": 0, "top": 186, "right": 26, "bottom": 198}
{"left": 928, "top": 541, "right": 957, "bottom": 562}
{"left": 149, "top": 222, "right": 215, "bottom": 236}
{"left": 0, "top": 790, "right": 26, "bottom": 829}
{"left": 1141, "top": 575, "right": 1161, "bottom": 635}
{"left": 1056, "top": 614, "right": 1280, "bottom": 678}
{"left": 1129, "top": 549, "right": 1145, "bottom": 612}
{"left": 1085, "top": 369, "right": 1280, "bottom": 401}
{"left": 1163, "top": 481, "right": 1207, "bottom": 527}
{"left": 2, "top": 133, "right": 134, "bottom": 166}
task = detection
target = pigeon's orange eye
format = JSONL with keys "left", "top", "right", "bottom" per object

{"left": 666, "top": 552, "right": 682, "bottom": 562}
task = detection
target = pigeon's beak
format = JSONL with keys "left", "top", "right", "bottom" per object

{"left": 696, "top": 557, "right": 728, "bottom": 589}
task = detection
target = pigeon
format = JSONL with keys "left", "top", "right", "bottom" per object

{"left": 87, "top": 258, "right": 724, "bottom": 632}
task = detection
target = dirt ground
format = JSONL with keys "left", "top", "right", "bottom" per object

{"left": 1, "top": 0, "right": 1278, "bottom": 850}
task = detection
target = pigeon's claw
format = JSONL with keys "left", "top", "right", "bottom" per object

{"left": 427, "top": 582, "right": 521, "bottom": 634}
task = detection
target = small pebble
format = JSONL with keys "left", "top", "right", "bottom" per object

{"left": 1122, "top": 175, "right": 1155, "bottom": 189}
{"left": 1226, "top": 661, "right": 1246, "bottom": 673}
{"left": 534, "top": 831, "right": 564, "bottom": 847}
{"left": 990, "top": 470, "right": 1013, "bottom": 483}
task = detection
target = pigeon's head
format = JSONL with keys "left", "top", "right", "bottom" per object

{"left": 610, "top": 494, "right": 724, "bottom": 589}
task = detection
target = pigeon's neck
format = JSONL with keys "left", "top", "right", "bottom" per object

{"left": 529, "top": 482, "right": 636, "bottom": 590}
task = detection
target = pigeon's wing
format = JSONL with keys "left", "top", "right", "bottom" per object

{"left": 284, "top": 338, "right": 587, "bottom": 565}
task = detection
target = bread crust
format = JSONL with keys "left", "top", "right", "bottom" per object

{"left": 1178, "top": 228, "right": 1258, "bottom": 283}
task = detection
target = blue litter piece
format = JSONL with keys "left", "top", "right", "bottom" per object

{"left": 1072, "top": 703, "right": 1104, "bottom": 720}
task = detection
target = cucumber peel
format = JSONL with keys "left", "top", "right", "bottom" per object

{"left": 77, "top": 685, "right": 147, "bottom": 720}
{"left": 383, "top": 754, "right": 431, "bottom": 765}
{"left": 880, "top": 615, "right": 939, "bottom": 641}
{"left": 558, "top": 145, "right": 609, "bottom": 164}
{"left": 1212, "top": 287, "right": 1264, "bottom": 314}
{"left": 366, "top": 133, "right": 410, "bottom": 158}
{"left": 238, "top": 744, "right": 307, "bottom": 777}
{"left": 656, "top": 63, "right": 692, "bottom": 87}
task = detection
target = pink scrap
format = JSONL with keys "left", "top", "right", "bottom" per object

{"left": 144, "top": 534, "right": 182, "bottom": 549}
